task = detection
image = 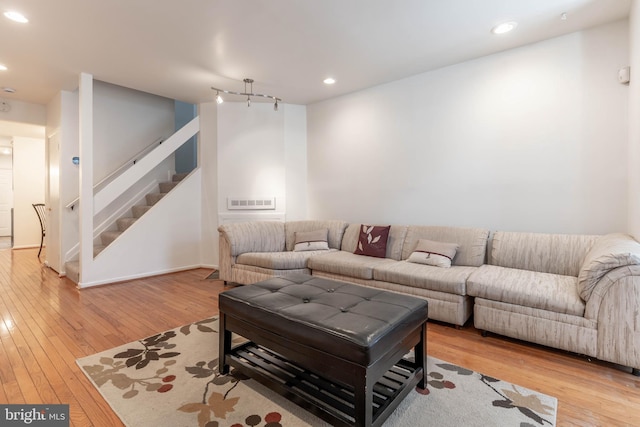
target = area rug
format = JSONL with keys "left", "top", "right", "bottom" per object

{"left": 77, "top": 318, "right": 557, "bottom": 427}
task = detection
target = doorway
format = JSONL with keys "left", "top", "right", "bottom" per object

{"left": 0, "top": 121, "right": 47, "bottom": 253}
{"left": 0, "top": 145, "right": 13, "bottom": 248}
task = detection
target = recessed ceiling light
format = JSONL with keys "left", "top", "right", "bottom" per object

{"left": 4, "top": 11, "right": 28, "bottom": 23}
{"left": 323, "top": 78, "right": 336, "bottom": 85}
{"left": 0, "top": 64, "right": 7, "bottom": 71}
{"left": 491, "top": 21, "right": 517, "bottom": 35}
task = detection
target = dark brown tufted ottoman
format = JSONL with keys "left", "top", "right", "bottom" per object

{"left": 218, "top": 274, "right": 428, "bottom": 427}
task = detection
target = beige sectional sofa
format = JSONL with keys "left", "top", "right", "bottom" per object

{"left": 217, "top": 220, "right": 640, "bottom": 374}
{"left": 468, "top": 231, "right": 640, "bottom": 375}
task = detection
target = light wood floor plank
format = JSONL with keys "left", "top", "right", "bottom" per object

{"left": 1, "top": 247, "right": 639, "bottom": 426}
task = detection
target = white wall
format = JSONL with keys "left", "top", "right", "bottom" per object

{"left": 307, "top": 20, "right": 629, "bottom": 235}
{"left": 217, "top": 102, "right": 286, "bottom": 218}
{"left": 211, "top": 102, "right": 307, "bottom": 264}
{"left": 199, "top": 101, "right": 218, "bottom": 267}
{"left": 629, "top": 4, "right": 640, "bottom": 239}
{"left": 93, "top": 81, "right": 175, "bottom": 183}
{"left": 12, "top": 137, "right": 45, "bottom": 248}
{"left": 284, "top": 104, "right": 308, "bottom": 220}
{"left": 46, "top": 90, "right": 80, "bottom": 272}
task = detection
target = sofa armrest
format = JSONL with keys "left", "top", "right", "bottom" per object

{"left": 584, "top": 265, "right": 640, "bottom": 369}
{"left": 217, "top": 221, "right": 286, "bottom": 283}
{"left": 217, "top": 221, "right": 286, "bottom": 256}
{"left": 218, "top": 232, "right": 234, "bottom": 282}
{"left": 578, "top": 233, "right": 640, "bottom": 301}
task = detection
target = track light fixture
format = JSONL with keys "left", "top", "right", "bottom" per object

{"left": 211, "top": 78, "right": 281, "bottom": 110}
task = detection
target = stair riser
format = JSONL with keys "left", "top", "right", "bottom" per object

{"left": 146, "top": 193, "right": 166, "bottom": 206}
{"left": 159, "top": 182, "right": 178, "bottom": 193}
{"left": 117, "top": 218, "right": 138, "bottom": 231}
{"left": 64, "top": 262, "right": 80, "bottom": 284}
{"left": 173, "top": 173, "right": 188, "bottom": 182}
{"left": 101, "top": 231, "right": 122, "bottom": 246}
{"left": 132, "top": 206, "right": 152, "bottom": 218}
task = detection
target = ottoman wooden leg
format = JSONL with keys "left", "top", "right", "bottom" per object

{"left": 353, "top": 366, "right": 374, "bottom": 427}
{"left": 415, "top": 322, "right": 427, "bottom": 390}
{"left": 218, "top": 312, "right": 231, "bottom": 374}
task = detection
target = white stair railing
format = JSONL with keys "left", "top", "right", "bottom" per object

{"left": 94, "top": 116, "right": 199, "bottom": 215}
{"left": 65, "top": 136, "right": 165, "bottom": 211}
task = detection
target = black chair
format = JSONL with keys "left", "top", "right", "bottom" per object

{"left": 32, "top": 203, "right": 46, "bottom": 259}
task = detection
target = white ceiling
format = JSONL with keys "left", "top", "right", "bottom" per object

{"left": 0, "top": 0, "right": 632, "bottom": 108}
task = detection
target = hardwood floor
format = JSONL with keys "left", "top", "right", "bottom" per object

{"left": 1, "top": 247, "right": 639, "bottom": 426}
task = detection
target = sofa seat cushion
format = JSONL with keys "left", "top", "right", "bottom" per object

{"left": 372, "top": 261, "right": 476, "bottom": 295}
{"left": 307, "top": 251, "right": 396, "bottom": 280}
{"left": 468, "top": 265, "right": 585, "bottom": 316}
{"left": 237, "top": 249, "right": 337, "bottom": 270}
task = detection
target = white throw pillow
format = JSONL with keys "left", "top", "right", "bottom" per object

{"left": 293, "top": 229, "right": 329, "bottom": 252}
{"left": 407, "top": 239, "right": 459, "bottom": 268}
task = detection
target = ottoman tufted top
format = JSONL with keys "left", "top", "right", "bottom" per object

{"left": 219, "top": 274, "right": 428, "bottom": 366}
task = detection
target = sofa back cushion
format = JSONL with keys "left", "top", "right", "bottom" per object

{"left": 577, "top": 233, "right": 640, "bottom": 301}
{"left": 341, "top": 224, "right": 407, "bottom": 261}
{"left": 490, "top": 231, "right": 598, "bottom": 277}
{"left": 402, "top": 226, "right": 489, "bottom": 267}
{"left": 285, "top": 220, "right": 348, "bottom": 251}
{"left": 218, "top": 221, "right": 285, "bottom": 256}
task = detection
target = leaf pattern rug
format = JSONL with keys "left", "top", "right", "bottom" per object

{"left": 77, "top": 317, "right": 557, "bottom": 427}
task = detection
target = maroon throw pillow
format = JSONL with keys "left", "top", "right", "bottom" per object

{"left": 354, "top": 225, "right": 390, "bottom": 258}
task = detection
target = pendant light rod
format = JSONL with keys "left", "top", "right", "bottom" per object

{"left": 211, "top": 78, "right": 282, "bottom": 103}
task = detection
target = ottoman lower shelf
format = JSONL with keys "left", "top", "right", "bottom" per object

{"left": 227, "top": 342, "right": 422, "bottom": 427}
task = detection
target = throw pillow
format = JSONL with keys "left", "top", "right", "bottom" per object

{"left": 354, "top": 225, "right": 390, "bottom": 258}
{"left": 293, "top": 229, "right": 329, "bottom": 252}
{"left": 407, "top": 239, "right": 459, "bottom": 268}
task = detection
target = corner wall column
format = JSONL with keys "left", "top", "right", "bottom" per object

{"left": 78, "top": 72, "right": 94, "bottom": 285}
{"left": 629, "top": 3, "right": 640, "bottom": 239}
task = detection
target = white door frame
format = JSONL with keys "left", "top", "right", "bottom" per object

{"left": 46, "top": 130, "right": 62, "bottom": 273}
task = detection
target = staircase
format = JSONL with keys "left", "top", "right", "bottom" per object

{"left": 64, "top": 172, "right": 188, "bottom": 284}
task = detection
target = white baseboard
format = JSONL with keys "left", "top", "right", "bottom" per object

{"left": 11, "top": 244, "right": 40, "bottom": 250}
{"left": 77, "top": 264, "right": 204, "bottom": 288}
